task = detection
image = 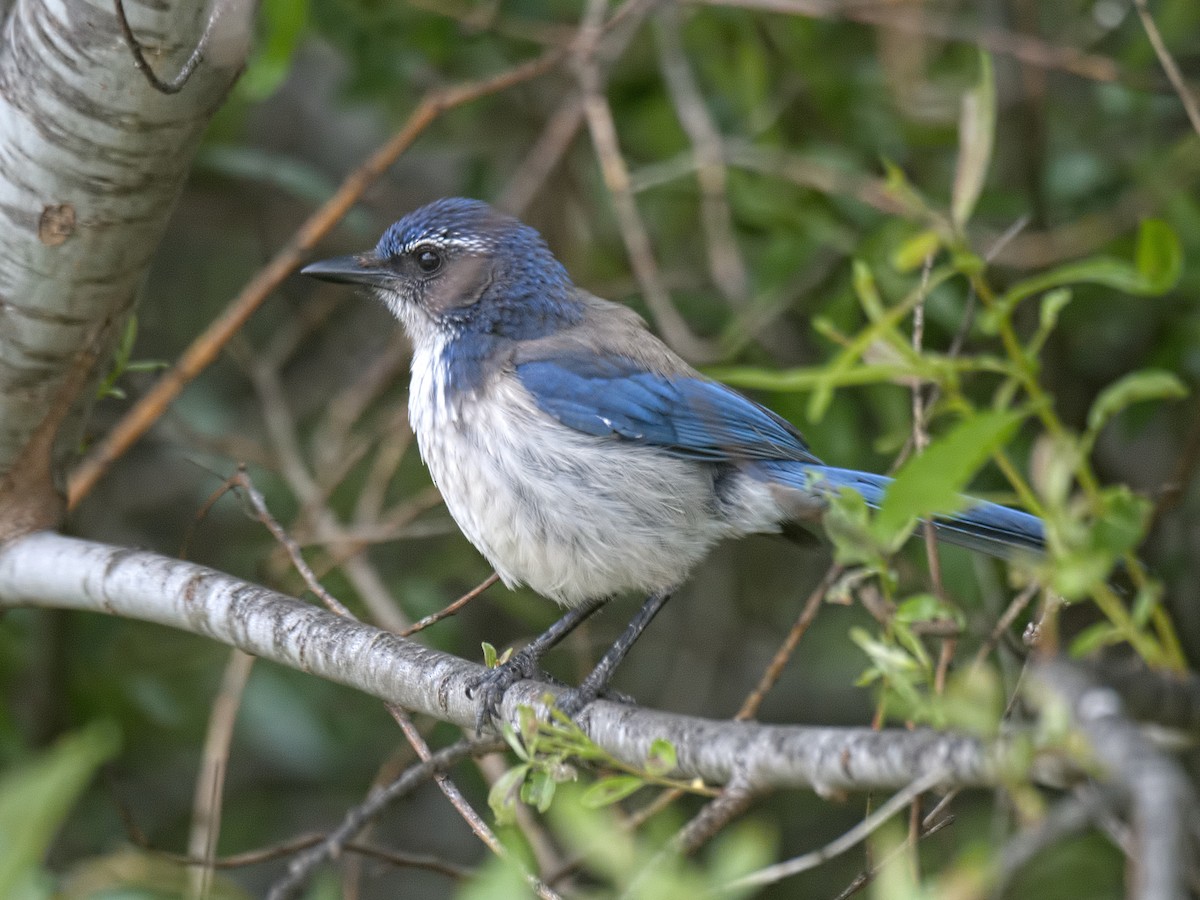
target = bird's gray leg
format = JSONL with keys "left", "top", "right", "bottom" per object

{"left": 557, "top": 589, "right": 674, "bottom": 718}
{"left": 467, "top": 597, "right": 605, "bottom": 732}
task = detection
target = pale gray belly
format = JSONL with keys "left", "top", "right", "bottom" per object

{"left": 412, "top": 383, "right": 780, "bottom": 606}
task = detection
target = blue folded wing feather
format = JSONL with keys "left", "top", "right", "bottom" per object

{"left": 516, "top": 355, "right": 1043, "bottom": 558}
{"left": 516, "top": 355, "right": 821, "bottom": 464}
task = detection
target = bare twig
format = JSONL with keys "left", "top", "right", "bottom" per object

{"left": 994, "top": 788, "right": 1104, "bottom": 893}
{"left": 676, "top": 777, "right": 757, "bottom": 855}
{"left": 736, "top": 563, "right": 840, "bottom": 720}
{"left": 498, "top": 94, "right": 586, "bottom": 215}
{"left": 187, "top": 649, "right": 255, "bottom": 899}
{"left": 401, "top": 573, "right": 500, "bottom": 637}
{"left": 725, "top": 768, "right": 949, "bottom": 889}
{"left": 970, "top": 583, "right": 1039, "bottom": 672}
{"left": 654, "top": 4, "right": 749, "bottom": 307}
{"left": 119, "top": 823, "right": 473, "bottom": 879}
{"left": 241, "top": 359, "right": 408, "bottom": 629}
{"left": 690, "top": 0, "right": 1122, "bottom": 83}
{"left": 574, "top": 0, "right": 716, "bottom": 360}
{"left": 228, "top": 468, "right": 356, "bottom": 620}
{"left": 67, "top": 46, "right": 566, "bottom": 509}
{"left": 112, "top": 0, "right": 230, "bottom": 94}
{"left": 830, "top": 810, "right": 955, "bottom": 900}
{"left": 1132, "top": 0, "right": 1200, "bottom": 137}
{"left": 390, "top": 707, "right": 564, "bottom": 900}
{"left": 266, "top": 735, "right": 505, "bottom": 900}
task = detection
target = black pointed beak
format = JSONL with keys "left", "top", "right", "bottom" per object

{"left": 301, "top": 253, "right": 389, "bottom": 286}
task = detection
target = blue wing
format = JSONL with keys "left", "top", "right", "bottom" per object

{"left": 516, "top": 354, "right": 821, "bottom": 464}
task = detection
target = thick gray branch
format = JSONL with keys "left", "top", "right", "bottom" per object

{"left": 0, "top": 531, "right": 1002, "bottom": 794}
{"left": 0, "top": 0, "right": 251, "bottom": 473}
{"left": 1032, "top": 660, "right": 1199, "bottom": 900}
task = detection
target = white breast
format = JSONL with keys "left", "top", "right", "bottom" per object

{"left": 407, "top": 341, "right": 778, "bottom": 606}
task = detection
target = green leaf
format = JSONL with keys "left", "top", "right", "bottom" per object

{"left": 881, "top": 159, "right": 937, "bottom": 221}
{"left": 891, "top": 229, "right": 942, "bottom": 273}
{"left": 1136, "top": 218, "right": 1182, "bottom": 288}
{"left": 1026, "top": 288, "right": 1073, "bottom": 357}
{"left": 994, "top": 219, "right": 1183, "bottom": 322}
{"left": 952, "top": 53, "right": 996, "bottom": 228}
{"left": 499, "top": 722, "right": 528, "bottom": 762}
{"left": 520, "top": 768, "right": 557, "bottom": 813}
{"left": 824, "top": 487, "right": 896, "bottom": 567}
{"left": 852, "top": 259, "right": 885, "bottom": 321}
{"left": 0, "top": 723, "right": 120, "bottom": 897}
{"left": 238, "top": 0, "right": 309, "bottom": 101}
{"left": 894, "top": 593, "right": 962, "bottom": 627}
{"left": 1069, "top": 621, "right": 1123, "bottom": 657}
{"left": 481, "top": 642, "right": 499, "bottom": 669}
{"left": 1050, "top": 487, "right": 1151, "bottom": 598}
{"left": 644, "top": 738, "right": 677, "bottom": 777}
{"left": 1086, "top": 369, "right": 1187, "bottom": 435}
{"left": 580, "top": 775, "right": 645, "bottom": 808}
{"left": 876, "top": 410, "right": 1025, "bottom": 540}
{"left": 487, "top": 764, "right": 530, "bottom": 825}
{"left": 936, "top": 666, "right": 1004, "bottom": 737}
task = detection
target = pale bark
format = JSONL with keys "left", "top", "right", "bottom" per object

{"left": 0, "top": 530, "right": 1003, "bottom": 794}
{"left": 0, "top": 0, "right": 252, "bottom": 474}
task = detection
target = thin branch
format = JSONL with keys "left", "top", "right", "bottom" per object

{"left": 970, "top": 583, "right": 1039, "bottom": 672}
{"left": 675, "top": 777, "right": 756, "bottom": 855}
{"left": 690, "top": 0, "right": 1122, "bottom": 83}
{"left": 228, "top": 469, "right": 357, "bottom": 620}
{"left": 726, "top": 768, "right": 949, "bottom": 889}
{"left": 497, "top": 94, "right": 586, "bottom": 215}
{"left": 735, "top": 563, "right": 839, "bottom": 720}
{"left": 240, "top": 359, "right": 407, "bottom": 629}
{"left": 113, "top": 0, "right": 226, "bottom": 94}
{"left": 830, "top": 811, "right": 955, "bottom": 900}
{"left": 401, "top": 573, "right": 500, "bottom": 637}
{"left": 574, "top": 0, "right": 717, "bottom": 361}
{"left": 1132, "top": 0, "right": 1200, "bottom": 137}
{"left": 66, "top": 46, "right": 566, "bottom": 509}
{"left": 653, "top": 4, "right": 750, "bottom": 307}
{"left": 267, "top": 735, "right": 505, "bottom": 899}
{"left": 994, "top": 789, "right": 1103, "bottom": 893}
{"left": 121, "top": 826, "right": 473, "bottom": 879}
{"left": 187, "top": 648, "right": 255, "bottom": 899}
{"left": 390, "top": 706, "right": 564, "bottom": 900}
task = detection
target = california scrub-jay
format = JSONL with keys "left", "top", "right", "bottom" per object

{"left": 303, "top": 198, "right": 1043, "bottom": 727}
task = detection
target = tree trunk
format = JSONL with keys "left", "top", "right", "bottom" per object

{"left": 0, "top": 0, "right": 251, "bottom": 488}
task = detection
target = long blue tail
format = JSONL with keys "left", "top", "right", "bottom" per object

{"left": 757, "top": 462, "right": 1044, "bottom": 559}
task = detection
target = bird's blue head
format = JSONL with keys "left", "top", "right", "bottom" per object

{"left": 302, "top": 198, "right": 582, "bottom": 347}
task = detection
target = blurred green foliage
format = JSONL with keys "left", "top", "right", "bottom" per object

{"left": 6, "top": 0, "right": 1200, "bottom": 897}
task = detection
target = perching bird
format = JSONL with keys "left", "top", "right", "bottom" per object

{"left": 303, "top": 197, "right": 1043, "bottom": 727}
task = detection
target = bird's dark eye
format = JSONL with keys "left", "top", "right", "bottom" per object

{"left": 413, "top": 245, "right": 442, "bottom": 274}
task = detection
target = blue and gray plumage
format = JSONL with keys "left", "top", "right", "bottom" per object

{"left": 303, "top": 198, "right": 1043, "bottom": 725}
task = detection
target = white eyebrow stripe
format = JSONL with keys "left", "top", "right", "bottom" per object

{"left": 401, "top": 234, "right": 493, "bottom": 254}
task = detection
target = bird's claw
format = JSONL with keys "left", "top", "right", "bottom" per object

{"left": 551, "top": 679, "right": 634, "bottom": 720}
{"left": 466, "top": 650, "right": 637, "bottom": 734}
{"left": 466, "top": 647, "right": 540, "bottom": 734}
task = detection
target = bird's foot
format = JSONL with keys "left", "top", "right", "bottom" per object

{"left": 466, "top": 646, "right": 542, "bottom": 734}
{"left": 552, "top": 675, "right": 634, "bottom": 720}
{"left": 553, "top": 684, "right": 601, "bottom": 720}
